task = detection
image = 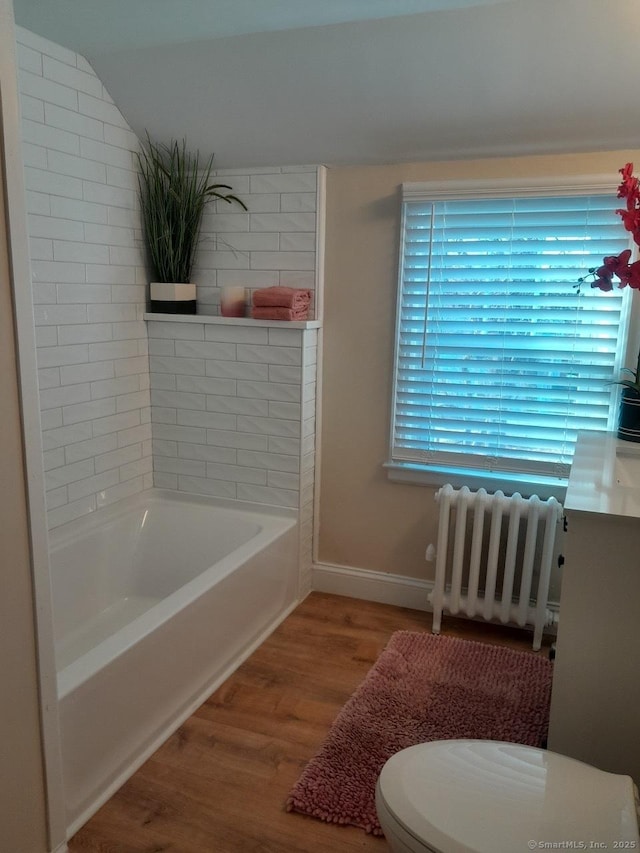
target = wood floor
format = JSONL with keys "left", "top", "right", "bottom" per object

{"left": 67, "top": 592, "right": 550, "bottom": 853}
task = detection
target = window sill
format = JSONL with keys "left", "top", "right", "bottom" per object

{"left": 384, "top": 460, "right": 567, "bottom": 502}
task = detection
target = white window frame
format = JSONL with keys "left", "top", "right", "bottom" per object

{"left": 385, "top": 173, "right": 634, "bottom": 499}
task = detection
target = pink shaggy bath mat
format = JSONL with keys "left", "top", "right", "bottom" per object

{"left": 286, "top": 631, "right": 553, "bottom": 836}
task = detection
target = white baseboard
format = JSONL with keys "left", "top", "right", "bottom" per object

{"left": 311, "top": 561, "right": 559, "bottom": 630}
{"left": 312, "top": 561, "right": 434, "bottom": 611}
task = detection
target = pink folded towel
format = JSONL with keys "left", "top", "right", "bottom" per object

{"left": 251, "top": 306, "right": 309, "bottom": 321}
{"left": 252, "top": 286, "right": 311, "bottom": 310}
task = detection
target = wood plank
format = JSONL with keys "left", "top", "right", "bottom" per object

{"left": 68, "top": 592, "right": 549, "bottom": 852}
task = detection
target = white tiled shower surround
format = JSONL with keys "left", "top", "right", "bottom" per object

{"left": 148, "top": 318, "right": 318, "bottom": 591}
{"left": 16, "top": 26, "right": 323, "bottom": 557}
{"left": 16, "top": 27, "right": 152, "bottom": 529}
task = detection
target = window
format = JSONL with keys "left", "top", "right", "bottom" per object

{"left": 388, "top": 176, "right": 632, "bottom": 493}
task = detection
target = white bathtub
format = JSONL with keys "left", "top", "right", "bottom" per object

{"left": 49, "top": 488, "right": 299, "bottom": 836}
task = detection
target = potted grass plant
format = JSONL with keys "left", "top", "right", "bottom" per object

{"left": 137, "top": 135, "right": 247, "bottom": 314}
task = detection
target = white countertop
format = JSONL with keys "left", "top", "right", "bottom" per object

{"left": 566, "top": 430, "right": 640, "bottom": 518}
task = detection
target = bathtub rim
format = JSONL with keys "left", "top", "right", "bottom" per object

{"left": 51, "top": 488, "right": 298, "bottom": 699}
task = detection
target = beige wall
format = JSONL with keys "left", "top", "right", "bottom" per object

{"left": 0, "top": 1, "right": 51, "bottom": 848}
{"left": 0, "top": 119, "right": 49, "bottom": 850}
{"left": 320, "top": 149, "right": 640, "bottom": 580}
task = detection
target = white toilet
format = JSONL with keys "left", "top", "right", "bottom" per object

{"left": 376, "top": 739, "right": 640, "bottom": 853}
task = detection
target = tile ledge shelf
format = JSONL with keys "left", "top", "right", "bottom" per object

{"left": 144, "top": 312, "right": 322, "bottom": 330}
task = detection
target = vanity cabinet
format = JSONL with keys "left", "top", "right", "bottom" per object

{"left": 547, "top": 431, "right": 640, "bottom": 784}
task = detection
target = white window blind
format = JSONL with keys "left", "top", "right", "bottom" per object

{"left": 390, "top": 180, "right": 631, "bottom": 482}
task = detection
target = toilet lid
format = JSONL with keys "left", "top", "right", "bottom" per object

{"left": 377, "top": 740, "right": 640, "bottom": 853}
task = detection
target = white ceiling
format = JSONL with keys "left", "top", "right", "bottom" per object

{"left": 11, "top": 0, "right": 640, "bottom": 170}
{"left": 12, "top": 0, "right": 512, "bottom": 55}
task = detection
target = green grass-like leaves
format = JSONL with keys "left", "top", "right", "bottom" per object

{"left": 136, "top": 135, "right": 247, "bottom": 283}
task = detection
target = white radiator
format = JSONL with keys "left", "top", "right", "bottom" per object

{"left": 427, "top": 484, "right": 563, "bottom": 650}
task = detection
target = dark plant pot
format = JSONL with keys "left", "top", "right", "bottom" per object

{"left": 617, "top": 388, "right": 640, "bottom": 442}
{"left": 149, "top": 299, "right": 197, "bottom": 315}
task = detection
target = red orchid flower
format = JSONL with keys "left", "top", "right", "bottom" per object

{"left": 617, "top": 206, "right": 640, "bottom": 235}
{"left": 601, "top": 249, "right": 632, "bottom": 275}
{"left": 620, "top": 163, "right": 634, "bottom": 181}
{"left": 591, "top": 274, "right": 614, "bottom": 292}
{"left": 619, "top": 260, "right": 640, "bottom": 290}
{"left": 618, "top": 162, "right": 640, "bottom": 201}
{"left": 590, "top": 250, "right": 633, "bottom": 292}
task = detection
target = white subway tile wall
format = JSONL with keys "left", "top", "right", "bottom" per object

{"left": 149, "top": 320, "right": 318, "bottom": 594}
{"left": 194, "top": 167, "right": 319, "bottom": 317}
{"left": 16, "top": 27, "right": 152, "bottom": 529}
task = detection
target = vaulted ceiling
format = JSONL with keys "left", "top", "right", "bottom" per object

{"left": 12, "top": 0, "right": 640, "bottom": 169}
{"left": 13, "top": 0, "right": 514, "bottom": 54}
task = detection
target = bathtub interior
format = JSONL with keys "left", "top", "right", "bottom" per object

{"left": 49, "top": 490, "right": 286, "bottom": 672}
